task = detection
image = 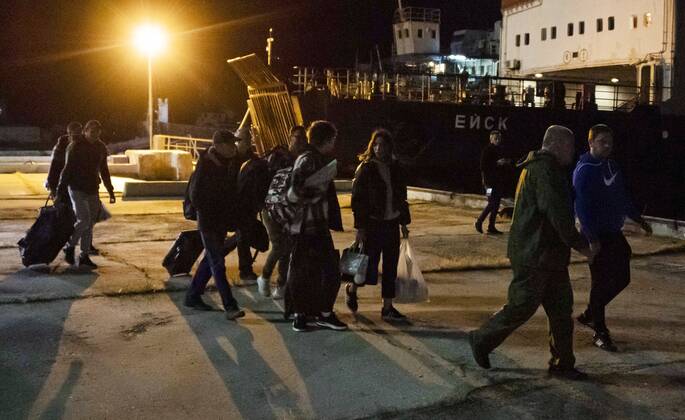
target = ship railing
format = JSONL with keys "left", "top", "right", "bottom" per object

{"left": 393, "top": 7, "right": 441, "bottom": 23}
{"left": 298, "top": 68, "right": 670, "bottom": 112}
{"left": 153, "top": 134, "right": 213, "bottom": 162}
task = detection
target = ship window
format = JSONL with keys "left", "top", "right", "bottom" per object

{"left": 404, "top": 28, "right": 409, "bottom": 38}
{"left": 516, "top": 34, "right": 521, "bottom": 46}
{"left": 398, "top": 30, "right": 402, "bottom": 39}
{"left": 568, "top": 23, "right": 574, "bottom": 36}
{"left": 551, "top": 26, "right": 557, "bottom": 39}
{"left": 431, "top": 29, "right": 437, "bottom": 39}
{"left": 524, "top": 33, "right": 530, "bottom": 45}
{"left": 597, "top": 18, "right": 603, "bottom": 32}
{"left": 541, "top": 27, "right": 547, "bottom": 41}
{"left": 644, "top": 13, "right": 652, "bottom": 27}
{"left": 579, "top": 21, "right": 585, "bottom": 34}
{"left": 632, "top": 15, "right": 638, "bottom": 28}
{"left": 608, "top": 16, "right": 615, "bottom": 30}
{"left": 418, "top": 29, "right": 423, "bottom": 38}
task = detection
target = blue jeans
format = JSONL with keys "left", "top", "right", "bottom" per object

{"left": 188, "top": 229, "right": 238, "bottom": 310}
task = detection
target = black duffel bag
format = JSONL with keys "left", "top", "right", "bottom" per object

{"left": 18, "top": 198, "right": 76, "bottom": 267}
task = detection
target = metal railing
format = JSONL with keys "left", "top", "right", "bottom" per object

{"left": 153, "top": 134, "right": 213, "bottom": 161}
{"left": 393, "top": 7, "right": 441, "bottom": 23}
{"left": 292, "top": 67, "right": 670, "bottom": 112}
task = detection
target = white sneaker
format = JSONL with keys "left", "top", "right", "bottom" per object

{"left": 257, "top": 276, "right": 271, "bottom": 297}
{"left": 271, "top": 285, "right": 285, "bottom": 300}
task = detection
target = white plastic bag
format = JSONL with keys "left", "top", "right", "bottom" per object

{"left": 394, "top": 239, "right": 428, "bottom": 303}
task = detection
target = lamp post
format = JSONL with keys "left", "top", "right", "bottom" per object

{"left": 133, "top": 24, "right": 167, "bottom": 149}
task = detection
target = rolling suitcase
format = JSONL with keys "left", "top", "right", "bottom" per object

{"left": 18, "top": 198, "right": 76, "bottom": 267}
{"left": 162, "top": 230, "right": 204, "bottom": 276}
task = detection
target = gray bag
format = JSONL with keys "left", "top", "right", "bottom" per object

{"left": 340, "top": 242, "right": 369, "bottom": 286}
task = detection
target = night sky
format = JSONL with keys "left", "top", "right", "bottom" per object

{"left": 0, "top": 0, "right": 501, "bottom": 139}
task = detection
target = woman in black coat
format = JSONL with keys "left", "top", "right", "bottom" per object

{"left": 349, "top": 128, "right": 411, "bottom": 321}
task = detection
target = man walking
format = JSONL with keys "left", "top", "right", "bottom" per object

{"left": 469, "top": 125, "right": 595, "bottom": 380}
{"left": 56, "top": 120, "right": 115, "bottom": 268}
{"left": 476, "top": 130, "right": 510, "bottom": 234}
{"left": 46, "top": 122, "right": 82, "bottom": 198}
{"left": 184, "top": 130, "right": 245, "bottom": 320}
{"left": 286, "top": 120, "right": 346, "bottom": 332}
{"left": 573, "top": 124, "right": 652, "bottom": 351}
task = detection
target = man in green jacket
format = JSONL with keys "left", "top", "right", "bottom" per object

{"left": 468, "top": 125, "right": 595, "bottom": 380}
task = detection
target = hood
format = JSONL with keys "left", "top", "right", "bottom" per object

{"left": 516, "top": 150, "right": 556, "bottom": 168}
{"left": 577, "top": 152, "right": 602, "bottom": 165}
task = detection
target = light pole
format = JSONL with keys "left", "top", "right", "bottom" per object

{"left": 133, "top": 24, "right": 167, "bottom": 149}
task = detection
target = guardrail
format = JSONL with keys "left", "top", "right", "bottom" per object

{"left": 292, "top": 67, "right": 670, "bottom": 112}
{"left": 153, "top": 134, "right": 212, "bottom": 161}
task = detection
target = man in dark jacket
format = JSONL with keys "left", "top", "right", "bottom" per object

{"left": 573, "top": 124, "right": 652, "bottom": 351}
{"left": 469, "top": 125, "right": 595, "bottom": 380}
{"left": 476, "top": 130, "right": 511, "bottom": 234}
{"left": 286, "top": 120, "right": 346, "bottom": 332}
{"left": 184, "top": 130, "right": 245, "bottom": 320}
{"left": 56, "top": 120, "right": 115, "bottom": 268}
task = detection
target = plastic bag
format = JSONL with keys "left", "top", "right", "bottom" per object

{"left": 394, "top": 239, "right": 428, "bottom": 303}
{"left": 340, "top": 242, "right": 368, "bottom": 285}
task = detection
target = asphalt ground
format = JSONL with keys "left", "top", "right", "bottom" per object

{"left": 1, "top": 173, "right": 684, "bottom": 419}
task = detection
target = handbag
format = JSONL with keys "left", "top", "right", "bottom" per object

{"left": 340, "top": 242, "right": 369, "bottom": 286}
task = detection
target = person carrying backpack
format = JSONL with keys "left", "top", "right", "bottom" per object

{"left": 257, "top": 125, "right": 308, "bottom": 299}
{"left": 184, "top": 130, "right": 245, "bottom": 320}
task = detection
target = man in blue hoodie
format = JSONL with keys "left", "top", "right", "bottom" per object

{"left": 573, "top": 124, "right": 652, "bottom": 352}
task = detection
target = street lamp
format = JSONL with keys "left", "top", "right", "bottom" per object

{"left": 133, "top": 23, "right": 167, "bottom": 149}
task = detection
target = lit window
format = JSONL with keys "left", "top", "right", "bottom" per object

{"left": 608, "top": 16, "right": 615, "bottom": 30}
{"left": 568, "top": 23, "right": 574, "bottom": 36}
{"left": 541, "top": 27, "right": 547, "bottom": 41}
{"left": 632, "top": 15, "right": 638, "bottom": 28}
{"left": 418, "top": 29, "right": 423, "bottom": 38}
{"left": 597, "top": 18, "right": 603, "bottom": 32}
{"left": 644, "top": 12, "right": 652, "bottom": 26}
{"left": 551, "top": 26, "right": 557, "bottom": 39}
{"left": 579, "top": 21, "right": 585, "bottom": 34}
{"left": 524, "top": 33, "right": 530, "bottom": 45}
{"left": 516, "top": 34, "right": 521, "bottom": 46}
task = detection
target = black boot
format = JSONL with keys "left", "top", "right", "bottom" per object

{"left": 64, "top": 246, "right": 75, "bottom": 265}
{"left": 78, "top": 253, "right": 97, "bottom": 269}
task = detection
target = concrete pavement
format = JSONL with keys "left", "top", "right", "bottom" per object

{"left": 1, "top": 173, "right": 685, "bottom": 419}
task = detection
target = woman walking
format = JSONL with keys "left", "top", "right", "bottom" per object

{"left": 349, "top": 129, "right": 411, "bottom": 321}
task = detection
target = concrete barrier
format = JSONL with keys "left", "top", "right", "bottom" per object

{"left": 123, "top": 181, "right": 187, "bottom": 198}
{"left": 125, "top": 150, "right": 192, "bottom": 181}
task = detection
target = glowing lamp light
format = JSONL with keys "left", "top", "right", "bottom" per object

{"left": 611, "top": 78, "right": 620, "bottom": 83}
{"left": 534, "top": 73, "right": 543, "bottom": 78}
{"left": 133, "top": 24, "right": 167, "bottom": 57}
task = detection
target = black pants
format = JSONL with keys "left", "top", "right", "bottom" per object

{"left": 584, "top": 233, "right": 632, "bottom": 333}
{"left": 223, "top": 229, "right": 255, "bottom": 277}
{"left": 477, "top": 190, "right": 502, "bottom": 228}
{"left": 363, "top": 219, "right": 401, "bottom": 299}
{"left": 285, "top": 232, "right": 340, "bottom": 315}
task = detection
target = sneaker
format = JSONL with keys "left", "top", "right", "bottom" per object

{"left": 88, "top": 246, "right": 100, "bottom": 256}
{"left": 316, "top": 312, "right": 348, "bottom": 331}
{"left": 381, "top": 305, "right": 407, "bottom": 322}
{"left": 292, "top": 314, "right": 308, "bottom": 332}
{"left": 593, "top": 331, "right": 618, "bottom": 352}
{"left": 236, "top": 272, "right": 258, "bottom": 287}
{"left": 78, "top": 254, "right": 97, "bottom": 269}
{"left": 225, "top": 306, "right": 246, "bottom": 320}
{"left": 345, "top": 284, "right": 358, "bottom": 313}
{"left": 475, "top": 221, "right": 484, "bottom": 234}
{"left": 487, "top": 226, "right": 503, "bottom": 235}
{"left": 184, "top": 295, "right": 214, "bottom": 311}
{"left": 271, "top": 285, "right": 285, "bottom": 300}
{"left": 64, "top": 246, "right": 75, "bottom": 265}
{"left": 576, "top": 313, "right": 597, "bottom": 331}
{"left": 468, "top": 331, "right": 491, "bottom": 369}
{"left": 548, "top": 366, "right": 588, "bottom": 381}
{"left": 257, "top": 276, "right": 271, "bottom": 297}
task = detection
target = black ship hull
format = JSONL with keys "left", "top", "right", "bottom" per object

{"left": 299, "top": 94, "right": 685, "bottom": 220}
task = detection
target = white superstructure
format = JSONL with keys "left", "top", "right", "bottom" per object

{"left": 500, "top": 0, "right": 678, "bottom": 100}
{"left": 393, "top": 7, "right": 441, "bottom": 56}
